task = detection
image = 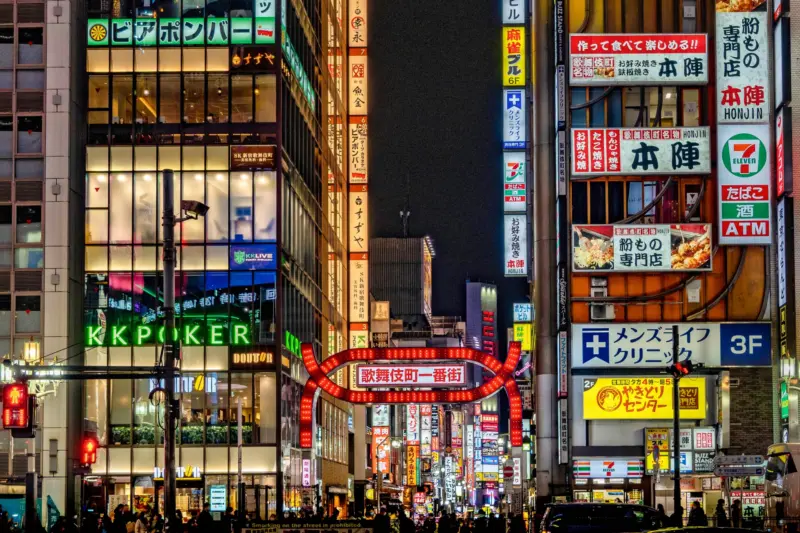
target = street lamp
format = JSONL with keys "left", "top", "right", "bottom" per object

{"left": 161, "top": 169, "right": 208, "bottom": 530}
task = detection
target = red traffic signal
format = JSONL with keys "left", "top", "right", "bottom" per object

{"left": 2, "top": 382, "right": 29, "bottom": 429}
{"left": 668, "top": 360, "right": 694, "bottom": 379}
{"left": 80, "top": 435, "right": 98, "bottom": 468}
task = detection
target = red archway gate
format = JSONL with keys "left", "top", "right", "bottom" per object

{"left": 298, "top": 341, "right": 524, "bottom": 449}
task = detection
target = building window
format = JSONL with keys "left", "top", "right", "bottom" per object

{"left": 16, "top": 205, "right": 41, "bottom": 243}
{"left": 17, "top": 28, "right": 43, "bottom": 65}
{"left": 17, "top": 116, "right": 42, "bottom": 154}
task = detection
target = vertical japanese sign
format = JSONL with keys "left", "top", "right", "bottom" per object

{"left": 372, "top": 426, "right": 390, "bottom": 473}
{"left": 504, "top": 152, "right": 527, "bottom": 213}
{"left": 717, "top": 124, "right": 772, "bottom": 244}
{"left": 420, "top": 405, "right": 432, "bottom": 457}
{"left": 503, "top": 89, "right": 526, "bottom": 149}
{"left": 502, "top": 0, "right": 525, "bottom": 24}
{"left": 348, "top": 1, "right": 370, "bottom": 350}
{"left": 348, "top": 0, "right": 367, "bottom": 47}
{"left": 348, "top": 185, "right": 368, "bottom": 252}
{"left": 349, "top": 117, "right": 368, "bottom": 184}
{"left": 349, "top": 49, "right": 368, "bottom": 115}
{"left": 407, "top": 445, "right": 419, "bottom": 486}
{"left": 503, "top": 27, "right": 526, "bottom": 86}
{"left": 569, "top": 34, "right": 708, "bottom": 86}
{"left": 558, "top": 399, "right": 569, "bottom": 464}
{"left": 504, "top": 214, "right": 528, "bottom": 276}
{"left": 716, "top": 11, "right": 769, "bottom": 123}
{"left": 406, "top": 404, "right": 420, "bottom": 444}
{"left": 349, "top": 253, "right": 368, "bottom": 323}
{"left": 776, "top": 108, "right": 793, "bottom": 197}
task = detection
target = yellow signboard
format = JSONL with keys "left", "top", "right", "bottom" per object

{"left": 582, "top": 378, "right": 706, "bottom": 420}
{"left": 645, "top": 428, "right": 670, "bottom": 473}
{"left": 407, "top": 445, "right": 419, "bottom": 486}
{"left": 502, "top": 27, "right": 526, "bottom": 86}
{"left": 513, "top": 323, "right": 533, "bottom": 351}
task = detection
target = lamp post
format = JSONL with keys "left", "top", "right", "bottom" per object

{"left": 161, "top": 169, "right": 209, "bottom": 529}
{"left": 671, "top": 325, "right": 681, "bottom": 520}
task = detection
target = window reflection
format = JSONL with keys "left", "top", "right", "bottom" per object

{"left": 208, "top": 74, "right": 229, "bottom": 123}
{"left": 135, "top": 75, "right": 157, "bottom": 124}
{"left": 183, "top": 74, "right": 205, "bottom": 124}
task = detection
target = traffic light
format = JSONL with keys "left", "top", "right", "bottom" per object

{"left": 2, "top": 382, "right": 29, "bottom": 429}
{"left": 80, "top": 433, "right": 99, "bottom": 469}
{"left": 667, "top": 360, "right": 694, "bottom": 379}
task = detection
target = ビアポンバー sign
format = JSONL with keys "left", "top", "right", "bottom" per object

{"left": 717, "top": 124, "right": 772, "bottom": 244}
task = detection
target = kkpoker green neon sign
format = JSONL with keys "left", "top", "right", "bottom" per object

{"left": 85, "top": 324, "right": 252, "bottom": 347}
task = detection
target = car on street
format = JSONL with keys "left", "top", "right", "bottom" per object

{"left": 540, "top": 503, "right": 664, "bottom": 533}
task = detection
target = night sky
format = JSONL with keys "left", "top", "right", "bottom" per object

{"left": 369, "top": 0, "right": 528, "bottom": 347}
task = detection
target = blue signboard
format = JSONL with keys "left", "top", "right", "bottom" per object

{"left": 229, "top": 244, "right": 277, "bottom": 270}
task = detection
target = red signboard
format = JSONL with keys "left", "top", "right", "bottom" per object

{"left": 2, "top": 383, "right": 28, "bottom": 429}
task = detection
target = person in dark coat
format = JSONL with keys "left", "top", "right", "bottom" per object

{"left": 669, "top": 506, "right": 684, "bottom": 527}
{"left": 196, "top": 504, "right": 213, "bottom": 533}
{"left": 731, "top": 500, "right": 742, "bottom": 528}
{"left": 715, "top": 500, "right": 729, "bottom": 527}
{"left": 373, "top": 508, "right": 391, "bottom": 533}
{"left": 398, "top": 510, "right": 415, "bottom": 533}
{"left": 687, "top": 501, "right": 708, "bottom": 527}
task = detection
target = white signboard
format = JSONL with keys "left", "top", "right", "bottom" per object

{"left": 503, "top": 89, "right": 526, "bottom": 149}
{"left": 570, "top": 34, "right": 709, "bottom": 86}
{"left": 572, "top": 322, "right": 772, "bottom": 368}
{"left": 347, "top": 0, "right": 367, "bottom": 47}
{"left": 778, "top": 198, "right": 788, "bottom": 307}
{"left": 348, "top": 118, "right": 368, "bottom": 184}
{"left": 571, "top": 127, "right": 711, "bottom": 176}
{"left": 558, "top": 399, "right": 569, "bottom": 464}
{"left": 504, "top": 214, "right": 528, "bottom": 277}
{"left": 301, "top": 458, "right": 311, "bottom": 487}
{"left": 357, "top": 364, "right": 466, "bottom": 387}
{"left": 349, "top": 254, "right": 368, "bottom": 323}
{"left": 716, "top": 12, "right": 769, "bottom": 123}
{"left": 513, "top": 303, "right": 532, "bottom": 322}
{"left": 373, "top": 404, "right": 390, "bottom": 427}
{"left": 512, "top": 457, "right": 522, "bottom": 487}
{"left": 504, "top": 152, "right": 526, "bottom": 213}
{"left": 348, "top": 51, "right": 367, "bottom": 115}
{"left": 348, "top": 185, "right": 368, "bottom": 251}
{"left": 694, "top": 428, "right": 716, "bottom": 451}
{"left": 502, "top": 0, "right": 525, "bottom": 24}
{"left": 573, "top": 458, "right": 644, "bottom": 478}
{"left": 714, "top": 454, "right": 764, "bottom": 466}
{"left": 714, "top": 465, "right": 765, "bottom": 477}
{"left": 406, "top": 404, "right": 419, "bottom": 444}
{"left": 717, "top": 123, "right": 772, "bottom": 244}
{"left": 572, "top": 224, "right": 712, "bottom": 272}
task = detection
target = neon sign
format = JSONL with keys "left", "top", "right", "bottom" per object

{"left": 85, "top": 324, "right": 252, "bottom": 347}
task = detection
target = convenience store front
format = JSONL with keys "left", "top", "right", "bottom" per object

{"left": 572, "top": 458, "right": 647, "bottom": 504}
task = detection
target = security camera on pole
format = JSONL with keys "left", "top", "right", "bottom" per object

{"left": 160, "top": 170, "right": 209, "bottom": 531}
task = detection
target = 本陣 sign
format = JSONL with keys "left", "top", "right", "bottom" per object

{"left": 356, "top": 364, "right": 466, "bottom": 387}
{"left": 503, "top": 89, "right": 526, "bottom": 149}
{"left": 504, "top": 152, "right": 526, "bottom": 213}
{"left": 583, "top": 377, "right": 706, "bottom": 419}
{"left": 571, "top": 127, "right": 711, "bottom": 176}
{"left": 504, "top": 214, "right": 528, "bottom": 277}
{"left": 572, "top": 322, "right": 771, "bottom": 368}
{"left": 230, "top": 145, "right": 277, "bottom": 170}
{"left": 716, "top": 11, "right": 769, "bottom": 123}
{"left": 503, "top": 27, "right": 526, "bottom": 86}
{"left": 717, "top": 123, "right": 772, "bottom": 244}
{"left": 573, "top": 458, "right": 644, "bottom": 478}
{"left": 569, "top": 34, "right": 708, "bottom": 86}
{"left": 572, "top": 224, "right": 712, "bottom": 272}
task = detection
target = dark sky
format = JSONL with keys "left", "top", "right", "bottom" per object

{"left": 369, "top": 0, "right": 528, "bottom": 345}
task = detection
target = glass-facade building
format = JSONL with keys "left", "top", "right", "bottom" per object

{"left": 81, "top": 0, "right": 352, "bottom": 518}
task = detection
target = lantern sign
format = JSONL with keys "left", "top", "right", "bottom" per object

{"left": 2, "top": 383, "right": 29, "bottom": 429}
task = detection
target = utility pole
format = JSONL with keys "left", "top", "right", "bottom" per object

{"left": 162, "top": 169, "right": 178, "bottom": 529}
{"left": 533, "top": 0, "right": 559, "bottom": 508}
{"left": 672, "top": 325, "right": 681, "bottom": 520}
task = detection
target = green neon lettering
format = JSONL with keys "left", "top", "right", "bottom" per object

{"left": 157, "top": 326, "right": 179, "bottom": 343}
{"left": 232, "top": 324, "right": 249, "bottom": 345}
{"left": 86, "top": 326, "right": 103, "bottom": 346}
{"left": 136, "top": 325, "right": 154, "bottom": 345}
{"left": 184, "top": 324, "right": 201, "bottom": 345}
{"left": 111, "top": 325, "right": 129, "bottom": 346}
{"left": 209, "top": 325, "right": 223, "bottom": 345}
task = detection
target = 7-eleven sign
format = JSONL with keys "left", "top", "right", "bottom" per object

{"left": 722, "top": 134, "right": 767, "bottom": 178}
{"left": 717, "top": 125, "right": 772, "bottom": 245}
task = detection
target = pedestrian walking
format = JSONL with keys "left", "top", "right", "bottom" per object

{"left": 715, "top": 500, "right": 729, "bottom": 527}
{"left": 196, "top": 505, "right": 213, "bottom": 533}
{"left": 687, "top": 502, "right": 707, "bottom": 527}
{"left": 134, "top": 514, "right": 148, "bottom": 533}
{"left": 731, "top": 500, "right": 742, "bottom": 528}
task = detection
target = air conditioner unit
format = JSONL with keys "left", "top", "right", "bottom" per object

{"left": 590, "top": 287, "right": 615, "bottom": 320}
